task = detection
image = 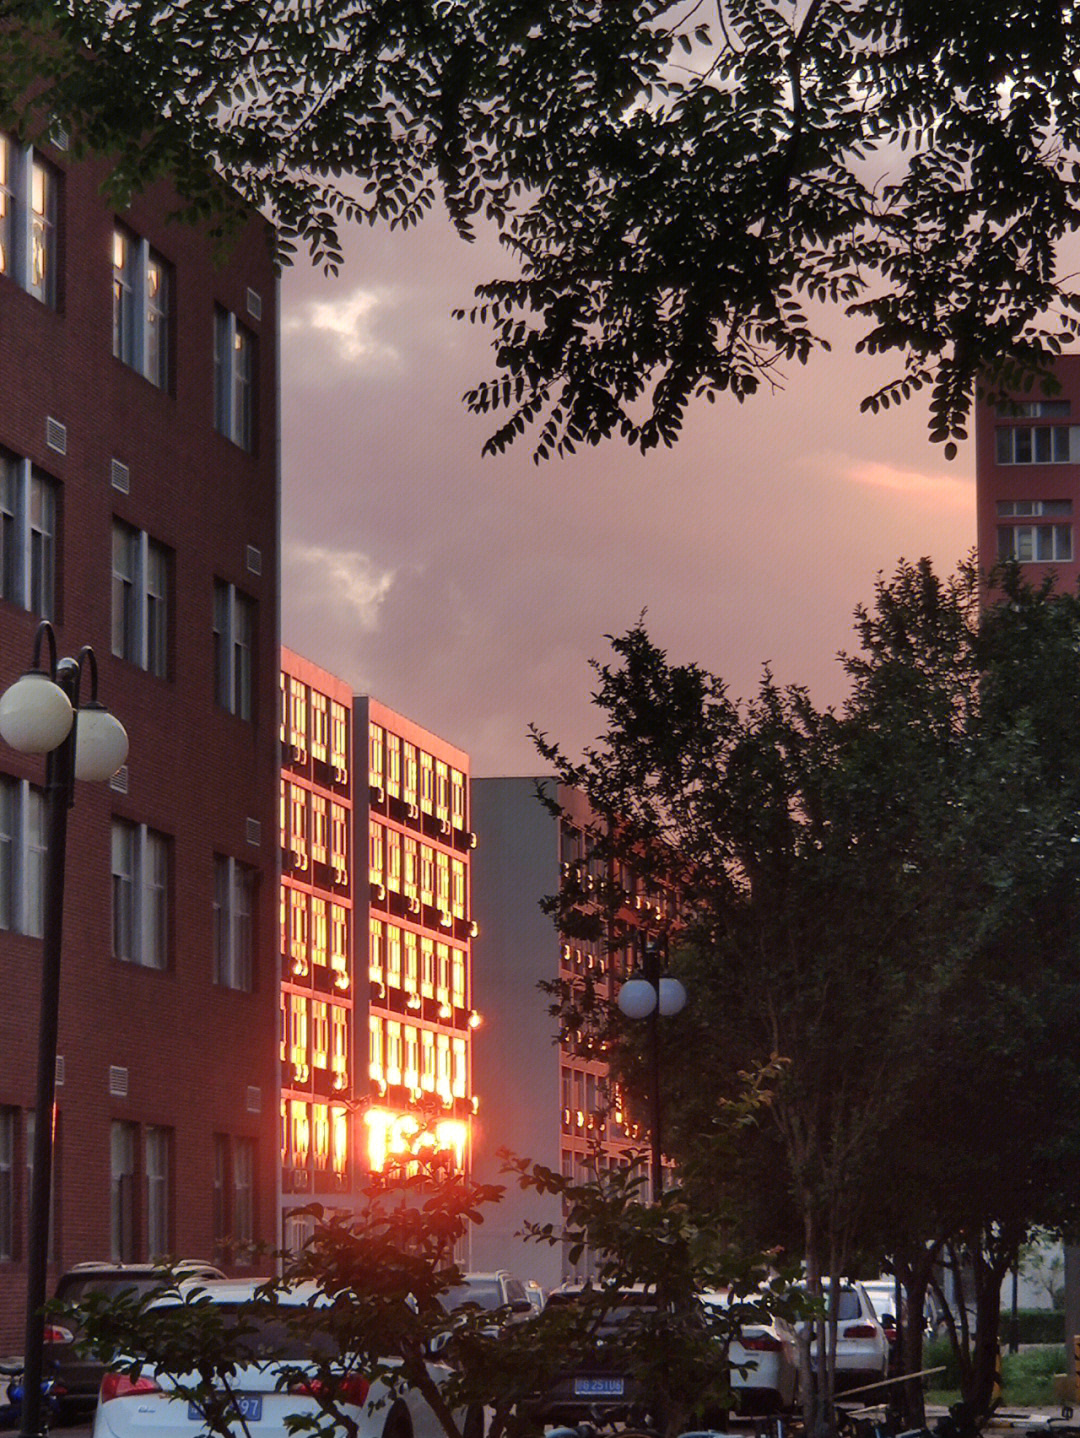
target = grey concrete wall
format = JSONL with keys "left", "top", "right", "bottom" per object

{"left": 468, "top": 776, "right": 566, "bottom": 1290}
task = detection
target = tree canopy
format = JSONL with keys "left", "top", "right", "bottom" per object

{"left": 4, "top": 0, "right": 1080, "bottom": 455}
{"left": 533, "top": 559, "right": 1080, "bottom": 1416}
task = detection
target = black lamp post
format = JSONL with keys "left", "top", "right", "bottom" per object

{"left": 616, "top": 933, "right": 687, "bottom": 1202}
{"left": 0, "top": 622, "right": 127, "bottom": 1438}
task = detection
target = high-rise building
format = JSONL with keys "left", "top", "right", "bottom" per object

{"left": 356, "top": 699, "right": 476, "bottom": 1191}
{"left": 278, "top": 670, "right": 476, "bottom": 1238}
{"left": 469, "top": 778, "right": 661, "bottom": 1289}
{"left": 279, "top": 651, "right": 355, "bottom": 1246}
{"left": 975, "top": 355, "right": 1080, "bottom": 588}
{"left": 0, "top": 134, "right": 280, "bottom": 1342}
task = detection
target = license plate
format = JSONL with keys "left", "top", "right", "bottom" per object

{"left": 188, "top": 1397, "right": 263, "bottom": 1423}
{"left": 573, "top": 1377, "right": 624, "bottom": 1397}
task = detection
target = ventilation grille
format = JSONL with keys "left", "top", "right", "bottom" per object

{"left": 111, "top": 459, "right": 130, "bottom": 493}
{"left": 245, "top": 817, "right": 261, "bottom": 847}
{"left": 108, "top": 1065, "right": 129, "bottom": 1098}
{"left": 110, "top": 765, "right": 129, "bottom": 794}
{"left": 246, "top": 289, "right": 263, "bottom": 321}
{"left": 45, "top": 417, "right": 67, "bottom": 454}
{"left": 55, "top": 1055, "right": 65, "bottom": 1087}
{"left": 50, "top": 123, "right": 70, "bottom": 151}
{"left": 246, "top": 545, "right": 262, "bottom": 576}
{"left": 246, "top": 1085, "right": 262, "bottom": 1114}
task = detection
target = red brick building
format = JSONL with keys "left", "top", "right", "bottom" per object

{"left": 0, "top": 132, "right": 280, "bottom": 1343}
{"left": 976, "top": 354, "right": 1080, "bottom": 590}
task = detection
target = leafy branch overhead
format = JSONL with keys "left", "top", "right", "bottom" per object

{"left": 5, "top": 0, "right": 1080, "bottom": 454}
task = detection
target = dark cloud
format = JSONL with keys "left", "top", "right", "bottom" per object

{"left": 280, "top": 211, "right": 974, "bottom": 774}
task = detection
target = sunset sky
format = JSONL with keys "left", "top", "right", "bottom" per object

{"left": 278, "top": 209, "right": 975, "bottom": 777}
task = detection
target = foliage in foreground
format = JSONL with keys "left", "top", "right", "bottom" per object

{"left": 59, "top": 1163, "right": 798, "bottom": 1438}
{"left": 4, "top": 2, "right": 1080, "bottom": 454}
{"left": 533, "top": 558, "right": 1080, "bottom": 1422}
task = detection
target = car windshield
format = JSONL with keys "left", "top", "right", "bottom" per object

{"left": 150, "top": 1304, "right": 338, "bottom": 1362}
{"left": 57, "top": 1276, "right": 170, "bottom": 1304}
{"left": 442, "top": 1281, "right": 504, "bottom": 1312}
{"left": 795, "top": 1287, "right": 862, "bottom": 1320}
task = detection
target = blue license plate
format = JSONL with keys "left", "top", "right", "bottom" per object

{"left": 188, "top": 1397, "right": 263, "bottom": 1423}
{"left": 573, "top": 1377, "right": 624, "bottom": 1397}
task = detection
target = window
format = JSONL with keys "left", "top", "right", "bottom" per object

{"left": 0, "top": 1107, "right": 13, "bottom": 1260}
{"left": 0, "top": 774, "right": 45, "bottom": 937}
{"left": 310, "top": 692, "right": 328, "bottom": 762}
{"left": 387, "top": 925, "right": 402, "bottom": 989}
{"left": 233, "top": 1137, "right": 255, "bottom": 1259}
{"left": 997, "top": 524, "right": 1073, "bottom": 562}
{"left": 330, "top": 903, "right": 349, "bottom": 989}
{"left": 111, "top": 820, "right": 170, "bottom": 969}
{"left": 145, "top": 1126, "right": 171, "bottom": 1259}
{"left": 1, "top": 451, "right": 58, "bottom": 619}
{"left": 995, "top": 425, "right": 1077, "bottom": 464}
{"left": 213, "top": 854, "right": 256, "bottom": 991}
{"left": 110, "top": 1120, "right": 137, "bottom": 1262}
{"left": 213, "top": 581, "right": 255, "bottom": 719}
{"left": 212, "top": 1134, "right": 228, "bottom": 1262}
{"left": 0, "top": 136, "right": 57, "bottom": 305}
{"left": 996, "top": 399, "right": 1071, "bottom": 417}
{"left": 112, "top": 522, "right": 169, "bottom": 677}
{"left": 214, "top": 307, "right": 255, "bottom": 450}
{"left": 213, "top": 1134, "right": 256, "bottom": 1263}
{"left": 996, "top": 499, "right": 1072, "bottom": 516}
{"left": 113, "top": 226, "right": 171, "bottom": 387}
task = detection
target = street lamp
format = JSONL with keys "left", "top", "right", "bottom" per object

{"left": 0, "top": 622, "right": 127, "bottom": 1438}
{"left": 616, "top": 934, "right": 686, "bottom": 1202}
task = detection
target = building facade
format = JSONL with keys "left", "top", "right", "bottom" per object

{"left": 278, "top": 673, "right": 477, "bottom": 1236}
{"left": 279, "top": 651, "right": 355, "bottom": 1245}
{"left": 469, "top": 778, "right": 658, "bottom": 1290}
{"left": 976, "top": 354, "right": 1080, "bottom": 589}
{"left": 357, "top": 699, "right": 476, "bottom": 1191}
{"left": 0, "top": 134, "right": 280, "bottom": 1344}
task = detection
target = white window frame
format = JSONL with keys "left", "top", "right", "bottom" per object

{"left": 997, "top": 523, "right": 1073, "bottom": 563}
{"left": 0, "top": 135, "right": 57, "bottom": 305}
{"left": 213, "top": 580, "right": 255, "bottom": 720}
{"left": 112, "top": 520, "right": 169, "bottom": 677}
{"left": 113, "top": 225, "right": 170, "bottom": 388}
{"left": 0, "top": 774, "right": 44, "bottom": 938}
{"left": 214, "top": 306, "right": 255, "bottom": 450}
{"left": 233, "top": 1137, "right": 255, "bottom": 1258}
{"left": 111, "top": 819, "right": 170, "bottom": 969}
{"left": 995, "top": 424, "right": 1078, "bottom": 465}
{"left": 1, "top": 451, "right": 57, "bottom": 620}
{"left": 214, "top": 853, "right": 256, "bottom": 991}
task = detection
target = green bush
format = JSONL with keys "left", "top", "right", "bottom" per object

{"left": 1000, "top": 1346, "right": 1068, "bottom": 1407}
{"left": 999, "top": 1310, "right": 1066, "bottom": 1345}
{"left": 925, "top": 1336, "right": 961, "bottom": 1391}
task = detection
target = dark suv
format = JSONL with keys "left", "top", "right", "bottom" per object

{"left": 48, "top": 1260, "right": 224, "bottom": 1419}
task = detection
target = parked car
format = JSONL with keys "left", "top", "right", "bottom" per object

{"left": 523, "top": 1286, "right": 657, "bottom": 1428}
{"left": 699, "top": 1289, "right": 800, "bottom": 1414}
{"left": 48, "top": 1260, "right": 225, "bottom": 1421}
{"left": 860, "top": 1280, "right": 901, "bottom": 1375}
{"left": 439, "top": 1271, "right": 534, "bottom": 1321}
{"left": 91, "top": 1277, "right": 474, "bottom": 1438}
{"left": 796, "top": 1280, "right": 889, "bottom": 1395}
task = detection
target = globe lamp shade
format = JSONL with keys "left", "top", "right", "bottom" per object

{"left": 617, "top": 977, "right": 658, "bottom": 1020}
{"left": 74, "top": 705, "right": 129, "bottom": 782}
{"left": 658, "top": 977, "right": 687, "bottom": 1017}
{"left": 0, "top": 671, "right": 74, "bottom": 754}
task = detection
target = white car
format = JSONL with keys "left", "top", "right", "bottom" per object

{"left": 699, "top": 1291, "right": 800, "bottom": 1414}
{"left": 798, "top": 1280, "right": 889, "bottom": 1394}
{"left": 92, "top": 1277, "right": 476, "bottom": 1438}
